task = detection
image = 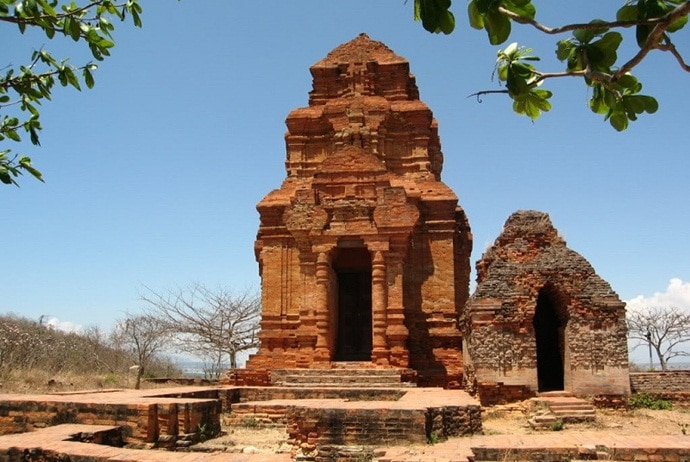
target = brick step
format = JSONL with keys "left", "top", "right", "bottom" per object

{"left": 278, "top": 381, "right": 415, "bottom": 388}
{"left": 272, "top": 367, "right": 413, "bottom": 388}
{"left": 551, "top": 408, "right": 596, "bottom": 415}
{"left": 281, "top": 374, "right": 403, "bottom": 384}
{"left": 531, "top": 396, "right": 597, "bottom": 423}
{"left": 529, "top": 392, "right": 596, "bottom": 429}
{"left": 548, "top": 403, "right": 595, "bottom": 410}
{"left": 273, "top": 368, "right": 405, "bottom": 378}
{"left": 537, "top": 390, "right": 575, "bottom": 398}
{"left": 531, "top": 414, "right": 560, "bottom": 423}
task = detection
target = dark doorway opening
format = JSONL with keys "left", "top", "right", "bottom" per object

{"left": 533, "top": 286, "right": 567, "bottom": 392}
{"left": 333, "top": 247, "right": 372, "bottom": 361}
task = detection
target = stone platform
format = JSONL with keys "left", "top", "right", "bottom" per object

{"left": 0, "top": 385, "right": 481, "bottom": 459}
{"left": 1, "top": 386, "right": 688, "bottom": 462}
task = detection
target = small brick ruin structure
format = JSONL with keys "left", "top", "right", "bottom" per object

{"left": 243, "top": 34, "right": 630, "bottom": 399}
{"left": 245, "top": 33, "right": 471, "bottom": 387}
{"left": 465, "top": 211, "right": 630, "bottom": 400}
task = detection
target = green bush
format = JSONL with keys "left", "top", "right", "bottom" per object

{"left": 549, "top": 420, "right": 564, "bottom": 431}
{"left": 628, "top": 393, "right": 673, "bottom": 410}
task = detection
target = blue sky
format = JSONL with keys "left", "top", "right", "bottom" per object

{"left": 3, "top": 1, "right": 689, "bottom": 359}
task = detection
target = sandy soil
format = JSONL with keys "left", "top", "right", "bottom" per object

{"left": 482, "top": 402, "right": 689, "bottom": 436}
{"left": 195, "top": 425, "right": 291, "bottom": 454}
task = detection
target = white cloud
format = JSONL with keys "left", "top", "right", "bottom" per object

{"left": 44, "top": 317, "right": 83, "bottom": 334}
{"left": 625, "top": 278, "right": 690, "bottom": 314}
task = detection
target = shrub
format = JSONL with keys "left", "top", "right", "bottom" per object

{"left": 549, "top": 420, "right": 564, "bottom": 431}
{"left": 628, "top": 393, "right": 673, "bottom": 411}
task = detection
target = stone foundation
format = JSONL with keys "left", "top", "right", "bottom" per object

{"left": 0, "top": 389, "right": 221, "bottom": 446}
{"left": 476, "top": 382, "right": 535, "bottom": 406}
{"left": 285, "top": 394, "right": 482, "bottom": 452}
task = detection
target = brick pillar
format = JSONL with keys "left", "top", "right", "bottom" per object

{"left": 296, "top": 253, "right": 318, "bottom": 367}
{"left": 371, "top": 250, "right": 389, "bottom": 365}
{"left": 314, "top": 250, "right": 331, "bottom": 362}
{"left": 386, "top": 250, "right": 409, "bottom": 367}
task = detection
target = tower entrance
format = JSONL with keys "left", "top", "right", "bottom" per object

{"left": 333, "top": 247, "right": 372, "bottom": 361}
{"left": 533, "top": 285, "right": 567, "bottom": 392}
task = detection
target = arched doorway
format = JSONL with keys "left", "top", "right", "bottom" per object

{"left": 533, "top": 285, "right": 568, "bottom": 391}
{"left": 332, "top": 246, "right": 372, "bottom": 361}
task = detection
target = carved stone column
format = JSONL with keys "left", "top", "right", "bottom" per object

{"left": 314, "top": 250, "right": 331, "bottom": 362}
{"left": 371, "top": 250, "right": 389, "bottom": 364}
{"left": 295, "top": 252, "right": 318, "bottom": 367}
{"left": 385, "top": 249, "right": 409, "bottom": 367}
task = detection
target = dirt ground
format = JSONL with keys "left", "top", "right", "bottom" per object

{"left": 481, "top": 402, "right": 689, "bottom": 436}
{"left": 195, "top": 425, "right": 292, "bottom": 454}
{"left": 194, "top": 402, "right": 689, "bottom": 454}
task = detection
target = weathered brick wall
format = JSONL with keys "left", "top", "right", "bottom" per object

{"left": 0, "top": 400, "right": 142, "bottom": 438}
{"left": 466, "top": 211, "right": 630, "bottom": 398}
{"left": 476, "top": 382, "right": 535, "bottom": 406}
{"left": 232, "top": 387, "right": 405, "bottom": 404}
{"left": 287, "top": 406, "right": 427, "bottom": 451}
{"left": 630, "top": 371, "right": 690, "bottom": 394}
{"left": 0, "top": 397, "right": 221, "bottom": 445}
{"left": 426, "top": 404, "right": 482, "bottom": 438}
{"left": 286, "top": 402, "right": 481, "bottom": 453}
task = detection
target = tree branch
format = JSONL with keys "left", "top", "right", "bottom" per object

{"left": 614, "top": 3, "right": 690, "bottom": 80}
{"left": 467, "top": 89, "right": 509, "bottom": 102}
{"left": 496, "top": 4, "right": 689, "bottom": 36}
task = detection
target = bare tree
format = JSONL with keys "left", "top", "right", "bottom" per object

{"left": 112, "top": 314, "right": 171, "bottom": 389}
{"left": 141, "top": 284, "right": 260, "bottom": 377}
{"left": 627, "top": 306, "right": 690, "bottom": 370}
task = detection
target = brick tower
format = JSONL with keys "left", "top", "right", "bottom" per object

{"left": 245, "top": 34, "right": 471, "bottom": 387}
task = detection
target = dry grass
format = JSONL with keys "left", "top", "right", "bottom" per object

{"left": 0, "top": 369, "right": 167, "bottom": 394}
{"left": 482, "top": 402, "right": 690, "bottom": 436}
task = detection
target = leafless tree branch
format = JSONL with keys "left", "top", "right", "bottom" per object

{"left": 627, "top": 306, "right": 690, "bottom": 370}
{"left": 141, "top": 284, "right": 261, "bottom": 377}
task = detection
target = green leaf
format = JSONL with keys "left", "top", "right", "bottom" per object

{"left": 6, "top": 129, "right": 21, "bottom": 142}
{"left": 555, "top": 39, "right": 573, "bottom": 61}
{"left": 609, "top": 111, "right": 629, "bottom": 131}
{"left": 83, "top": 66, "right": 95, "bottom": 89}
{"left": 616, "top": 73, "right": 639, "bottom": 89}
{"left": 667, "top": 14, "right": 688, "bottom": 33}
{"left": 502, "top": 0, "right": 536, "bottom": 20}
{"left": 589, "top": 32, "right": 622, "bottom": 69}
{"left": 616, "top": 4, "right": 638, "bottom": 21}
{"left": 468, "top": 0, "right": 484, "bottom": 29}
{"left": 485, "top": 9, "right": 511, "bottom": 44}
{"left": 625, "top": 94, "right": 659, "bottom": 114}
{"left": 18, "top": 156, "right": 44, "bottom": 181}
{"left": 131, "top": 6, "right": 142, "bottom": 27}
{"left": 69, "top": 15, "right": 81, "bottom": 40}
{"left": 474, "top": 0, "right": 495, "bottom": 14}
{"left": 0, "top": 168, "right": 13, "bottom": 185}
{"left": 589, "top": 93, "right": 609, "bottom": 115}
{"left": 438, "top": 10, "right": 456, "bottom": 34}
